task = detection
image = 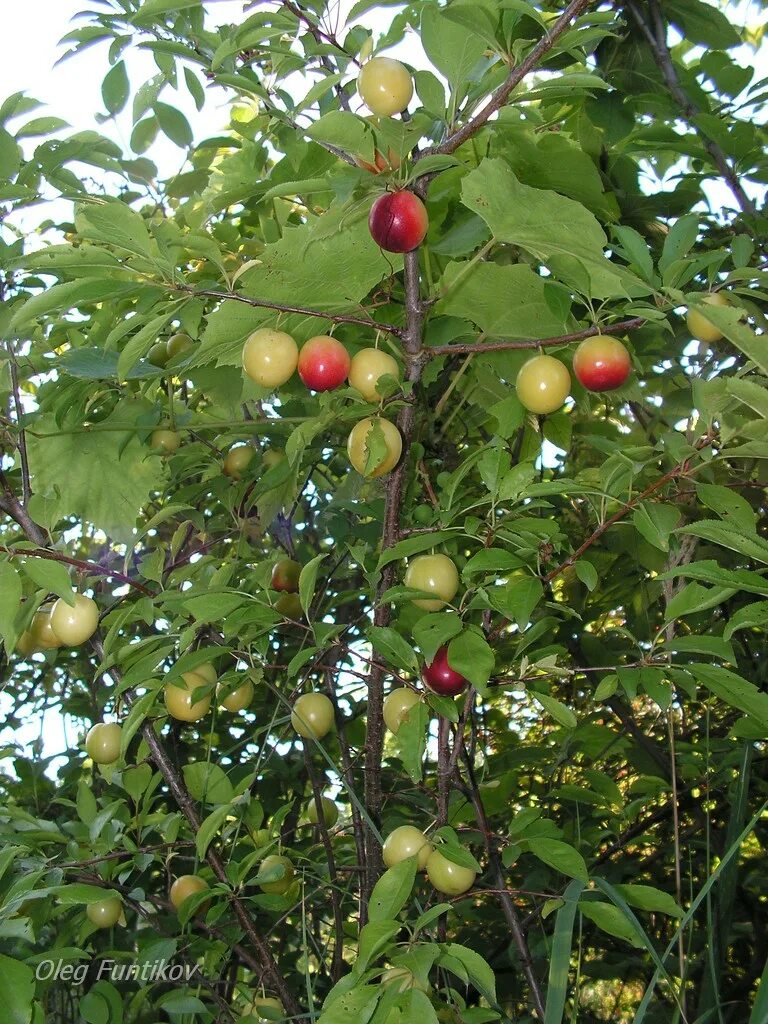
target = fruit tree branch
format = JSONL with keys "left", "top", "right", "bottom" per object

{"left": 303, "top": 749, "right": 345, "bottom": 982}
{"left": 361, "top": 247, "right": 426, "bottom": 917}
{"left": 0, "top": 545, "right": 157, "bottom": 597}
{"left": 135, "top": 697, "right": 302, "bottom": 1015}
{"left": 172, "top": 284, "right": 403, "bottom": 336}
{"left": 488, "top": 430, "right": 716, "bottom": 642}
{"left": 461, "top": 741, "right": 546, "bottom": 1020}
{"left": 0, "top": 485, "right": 302, "bottom": 1012}
{"left": 422, "top": 0, "right": 596, "bottom": 158}
{"left": 542, "top": 430, "right": 716, "bottom": 585}
{"left": 425, "top": 317, "right": 646, "bottom": 358}
{"left": 625, "top": 0, "right": 756, "bottom": 217}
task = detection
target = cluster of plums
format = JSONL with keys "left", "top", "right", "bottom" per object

{"left": 242, "top": 327, "right": 403, "bottom": 478}
{"left": 17, "top": 591, "right": 100, "bottom": 656}
{"left": 383, "top": 824, "right": 477, "bottom": 896}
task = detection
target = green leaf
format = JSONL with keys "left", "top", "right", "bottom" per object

{"left": 0, "top": 127, "right": 21, "bottom": 179}
{"left": 26, "top": 411, "right": 164, "bottom": 543}
{"left": 54, "top": 884, "right": 121, "bottom": 906}
{"left": 394, "top": 700, "right": 430, "bottom": 782}
{"left": 437, "top": 262, "right": 569, "bottom": 341}
{"left": 75, "top": 200, "right": 153, "bottom": 258}
{"left": 10, "top": 279, "right": 140, "bottom": 331}
{"left": 544, "top": 879, "right": 585, "bottom": 1024}
{"left": 378, "top": 531, "right": 459, "bottom": 571}
{"left": 658, "top": 559, "right": 768, "bottom": 596}
{"left": 122, "top": 764, "right": 153, "bottom": 804}
{"left": 299, "top": 553, "right": 327, "bottom": 619}
{"left": 102, "top": 61, "right": 129, "bottom": 116}
{"left": 154, "top": 102, "right": 193, "bottom": 148}
{"left": 532, "top": 692, "right": 577, "bottom": 730}
{"left": 0, "top": 562, "right": 22, "bottom": 652}
{"left": 18, "top": 556, "right": 73, "bottom": 602}
{"left": 306, "top": 111, "right": 373, "bottom": 158}
{"left": 135, "top": 0, "right": 202, "bottom": 15}
{"left": 368, "top": 626, "right": 420, "bottom": 674}
{"left": 488, "top": 576, "right": 543, "bottom": 631}
{"left": 196, "top": 804, "right": 230, "bottom": 859}
{"left": 687, "top": 301, "right": 768, "bottom": 376}
{"left": 613, "top": 884, "right": 682, "bottom": 917}
{"left": 447, "top": 628, "right": 495, "bottom": 693}
{"left": 524, "top": 838, "right": 588, "bottom": 881}
{"left": 183, "top": 762, "right": 234, "bottom": 804}
{"left": 461, "top": 159, "right": 646, "bottom": 298}
{"left": 695, "top": 482, "right": 756, "bottom": 531}
{"left": 368, "top": 857, "right": 417, "bottom": 922}
{"left": 632, "top": 502, "right": 680, "bottom": 551}
{"left": 356, "top": 919, "right": 400, "bottom": 973}
{"left": 157, "top": 993, "right": 208, "bottom": 1015}
{"left": 441, "top": 943, "right": 497, "bottom": 1004}
{"left": 692, "top": 664, "right": 768, "bottom": 732}
{"left": 117, "top": 309, "right": 177, "bottom": 379}
{"left": 0, "top": 954, "right": 35, "bottom": 1024}
{"left": 724, "top": 600, "right": 768, "bottom": 640}
{"left": 579, "top": 900, "right": 644, "bottom": 947}
{"left": 412, "top": 611, "right": 463, "bottom": 664}
{"left": 677, "top": 519, "right": 768, "bottom": 564}
{"left": 420, "top": 5, "right": 487, "bottom": 99}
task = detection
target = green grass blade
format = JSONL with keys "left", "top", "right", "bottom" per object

{"left": 544, "top": 879, "right": 585, "bottom": 1024}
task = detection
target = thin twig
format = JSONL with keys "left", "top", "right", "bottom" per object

{"left": 171, "top": 284, "right": 403, "bottom": 336}
{"left": 0, "top": 545, "right": 156, "bottom": 597}
{"left": 625, "top": 0, "right": 756, "bottom": 217}
{"left": 425, "top": 317, "right": 646, "bottom": 358}
{"left": 421, "top": 0, "right": 596, "bottom": 158}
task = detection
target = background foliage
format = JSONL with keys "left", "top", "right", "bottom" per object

{"left": 0, "top": 0, "right": 767, "bottom": 1022}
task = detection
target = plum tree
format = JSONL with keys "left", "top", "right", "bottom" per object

{"left": 0, "top": 2, "right": 764, "bottom": 1021}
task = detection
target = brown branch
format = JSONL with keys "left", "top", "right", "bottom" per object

{"left": 86, "top": 641, "right": 303, "bottom": 1016}
{"left": 281, "top": 0, "right": 360, "bottom": 67}
{"left": 303, "top": 748, "right": 345, "bottom": 983}
{"left": 280, "top": 0, "right": 358, "bottom": 116}
{"left": 0, "top": 472, "right": 48, "bottom": 546}
{"left": 0, "top": 545, "right": 156, "bottom": 597}
{"left": 425, "top": 317, "right": 646, "bottom": 358}
{"left": 361, "top": 248, "right": 425, "bottom": 917}
{"left": 421, "top": 0, "right": 596, "bottom": 158}
{"left": 171, "top": 284, "right": 402, "bottom": 336}
{"left": 625, "top": 0, "right": 756, "bottom": 216}
{"left": 542, "top": 431, "right": 715, "bottom": 585}
{"left": 461, "top": 743, "right": 545, "bottom": 1020}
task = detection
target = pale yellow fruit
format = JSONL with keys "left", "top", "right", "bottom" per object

{"left": 50, "top": 594, "right": 99, "bottom": 647}
{"left": 348, "top": 348, "right": 400, "bottom": 402}
{"left": 404, "top": 553, "right": 459, "bottom": 611}
{"left": 687, "top": 292, "right": 730, "bottom": 344}
{"left": 382, "top": 825, "right": 432, "bottom": 870}
{"left": 347, "top": 417, "right": 402, "bottom": 478}
{"left": 425, "top": 848, "right": 476, "bottom": 895}
{"left": 357, "top": 57, "right": 413, "bottom": 117}
{"left": 383, "top": 688, "right": 421, "bottom": 734}
{"left": 242, "top": 328, "right": 298, "bottom": 388}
